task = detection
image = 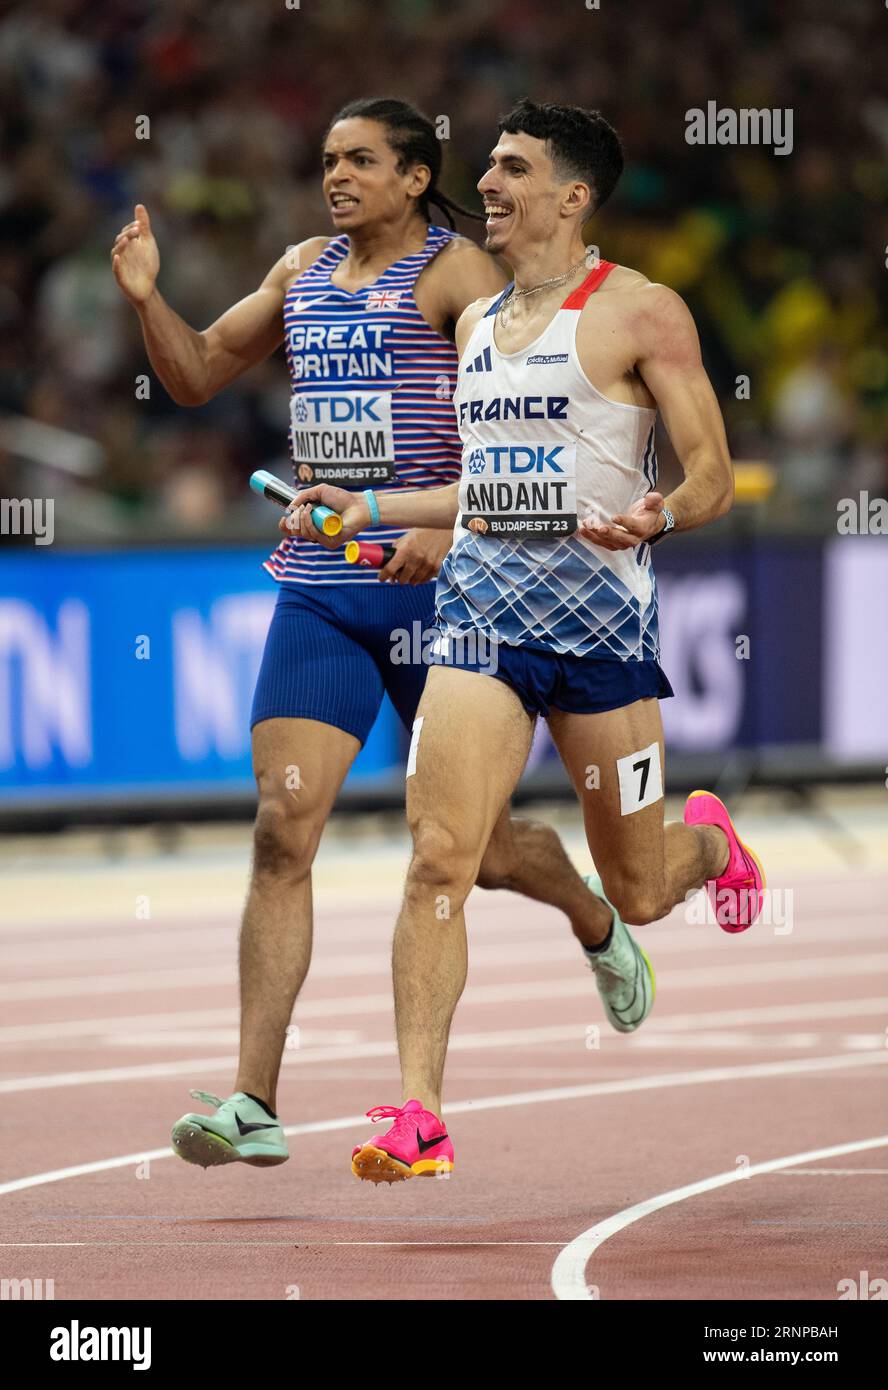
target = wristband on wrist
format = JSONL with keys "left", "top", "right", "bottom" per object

{"left": 362, "top": 489, "right": 380, "bottom": 526}
{"left": 647, "top": 504, "right": 675, "bottom": 546}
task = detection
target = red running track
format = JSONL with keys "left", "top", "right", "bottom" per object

{"left": 1, "top": 863, "right": 886, "bottom": 1301}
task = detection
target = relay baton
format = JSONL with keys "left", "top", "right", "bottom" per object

{"left": 345, "top": 540, "right": 396, "bottom": 569}
{"left": 249, "top": 469, "right": 342, "bottom": 537}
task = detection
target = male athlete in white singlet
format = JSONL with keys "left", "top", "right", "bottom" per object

{"left": 289, "top": 100, "right": 767, "bottom": 1183}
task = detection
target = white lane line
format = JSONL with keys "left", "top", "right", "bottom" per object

{"left": 0, "top": 1240, "right": 564, "bottom": 1248}
{"left": 0, "top": 1021, "right": 611, "bottom": 1093}
{"left": 5, "top": 994, "right": 888, "bottom": 1093}
{"left": 644, "top": 997, "right": 888, "bottom": 1032}
{"left": 4, "top": 906, "right": 886, "bottom": 956}
{"left": 3, "top": 892, "right": 884, "bottom": 938}
{"left": 0, "top": 964, "right": 237, "bottom": 1002}
{"left": 101, "top": 1029, "right": 888, "bottom": 1055}
{"left": 632, "top": 1030, "right": 888, "bottom": 1052}
{"left": 4, "top": 948, "right": 888, "bottom": 1005}
{"left": 2, "top": 991, "right": 886, "bottom": 1048}
{"left": 1, "top": 1051, "right": 885, "bottom": 1199}
{"left": 5, "top": 995, "right": 888, "bottom": 1089}
{"left": 0, "top": 939, "right": 585, "bottom": 999}
{"left": 0, "top": 1007, "right": 240, "bottom": 1045}
{"left": 0, "top": 927, "right": 242, "bottom": 966}
{"left": 0, "top": 910, "right": 539, "bottom": 960}
{"left": 774, "top": 1168, "right": 888, "bottom": 1176}
{"left": 4, "top": 988, "right": 888, "bottom": 1092}
{"left": 550, "top": 1134, "right": 888, "bottom": 1301}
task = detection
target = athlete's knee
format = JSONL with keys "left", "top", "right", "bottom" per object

{"left": 406, "top": 816, "right": 477, "bottom": 904}
{"left": 252, "top": 792, "right": 324, "bottom": 882}
{"left": 602, "top": 871, "right": 669, "bottom": 927}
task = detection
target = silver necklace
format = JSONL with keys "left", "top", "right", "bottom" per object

{"left": 496, "top": 254, "right": 589, "bottom": 327}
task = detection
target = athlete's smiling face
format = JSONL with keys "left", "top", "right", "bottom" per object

{"left": 322, "top": 119, "right": 430, "bottom": 230}
{"left": 478, "top": 131, "right": 590, "bottom": 255}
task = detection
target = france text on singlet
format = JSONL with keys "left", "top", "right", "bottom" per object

{"left": 436, "top": 262, "right": 662, "bottom": 660}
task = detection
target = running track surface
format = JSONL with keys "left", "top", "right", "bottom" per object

{"left": 1, "top": 800, "right": 886, "bottom": 1301}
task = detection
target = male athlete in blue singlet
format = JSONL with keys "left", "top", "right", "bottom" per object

{"left": 111, "top": 99, "right": 631, "bottom": 1169}
{"left": 290, "top": 101, "right": 767, "bottom": 1182}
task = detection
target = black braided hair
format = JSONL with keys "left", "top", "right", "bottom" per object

{"left": 326, "top": 97, "right": 483, "bottom": 228}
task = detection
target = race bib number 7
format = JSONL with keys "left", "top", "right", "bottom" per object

{"left": 458, "top": 441, "right": 577, "bottom": 539}
{"left": 616, "top": 742, "right": 663, "bottom": 816}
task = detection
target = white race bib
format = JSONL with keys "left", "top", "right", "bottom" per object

{"left": 289, "top": 389, "right": 395, "bottom": 485}
{"left": 458, "top": 441, "right": 577, "bottom": 539}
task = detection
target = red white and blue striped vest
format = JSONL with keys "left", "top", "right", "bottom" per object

{"left": 265, "top": 225, "right": 462, "bottom": 585}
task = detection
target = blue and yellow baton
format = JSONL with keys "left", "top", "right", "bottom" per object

{"left": 249, "top": 469, "right": 343, "bottom": 537}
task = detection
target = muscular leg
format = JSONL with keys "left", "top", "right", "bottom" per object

{"left": 548, "top": 698, "right": 729, "bottom": 926}
{"left": 478, "top": 807, "right": 612, "bottom": 947}
{"left": 235, "top": 717, "right": 359, "bottom": 1111}
{"left": 394, "top": 668, "right": 534, "bottom": 1117}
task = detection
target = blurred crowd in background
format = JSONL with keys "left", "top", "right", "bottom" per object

{"left": 1, "top": 0, "right": 885, "bottom": 541}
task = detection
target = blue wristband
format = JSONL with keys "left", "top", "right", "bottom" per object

{"left": 362, "top": 489, "right": 380, "bottom": 527}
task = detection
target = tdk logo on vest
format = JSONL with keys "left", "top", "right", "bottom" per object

{"left": 466, "top": 445, "right": 567, "bottom": 475}
{"left": 296, "top": 395, "right": 383, "bottom": 424}
{"left": 458, "top": 395, "right": 569, "bottom": 426}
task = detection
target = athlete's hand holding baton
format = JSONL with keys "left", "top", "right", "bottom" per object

{"left": 251, "top": 471, "right": 342, "bottom": 537}
{"left": 281, "top": 483, "right": 372, "bottom": 547}
{"left": 281, "top": 481, "right": 459, "bottom": 582}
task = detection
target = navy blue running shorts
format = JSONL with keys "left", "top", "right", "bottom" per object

{"left": 430, "top": 634, "right": 673, "bottom": 718}
{"left": 250, "top": 582, "right": 437, "bottom": 744}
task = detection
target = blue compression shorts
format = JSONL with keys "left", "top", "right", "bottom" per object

{"left": 250, "top": 582, "right": 436, "bottom": 743}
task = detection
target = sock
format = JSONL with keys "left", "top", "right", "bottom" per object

{"left": 243, "top": 1091, "right": 277, "bottom": 1120}
{"left": 583, "top": 913, "right": 614, "bottom": 957}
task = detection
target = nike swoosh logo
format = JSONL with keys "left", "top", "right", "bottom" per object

{"left": 235, "top": 1112, "right": 278, "bottom": 1136}
{"left": 416, "top": 1130, "right": 448, "bottom": 1154}
{"left": 611, "top": 951, "right": 641, "bottom": 1018}
{"left": 612, "top": 941, "right": 650, "bottom": 1024}
{"left": 290, "top": 293, "right": 336, "bottom": 314}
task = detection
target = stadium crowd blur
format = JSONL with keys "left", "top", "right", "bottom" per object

{"left": 1, "top": 0, "right": 885, "bottom": 541}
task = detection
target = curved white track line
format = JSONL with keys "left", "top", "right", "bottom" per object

{"left": 1, "top": 1050, "right": 885, "bottom": 1198}
{"left": 551, "top": 1135, "right": 888, "bottom": 1300}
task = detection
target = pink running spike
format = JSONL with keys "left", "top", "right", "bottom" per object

{"left": 351, "top": 1099, "right": 455, "bottom": 1183}
{"left": 684, "top": 790, "right": 766, "bottom": 932}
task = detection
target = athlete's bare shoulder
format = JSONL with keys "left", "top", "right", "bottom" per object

{"left": 625, "top": 276, "right": 701, "bottom": 362}
{"left": 427, "top": 233, "right": 490, "bottom": 268}
{"left": 575, "top": 262, "right": 651, "bottom": 328}
{"left": 584, "top": 265, "right": 698, "bottom": 349}
{"left": 592, "top": 262, "right": 651, "bottom": 297}
{"left": 423, "top": 233, "right": 509, "bottom": 321}
{"left": 596, "top": 265, "right": 691, "bottom": 318}
{"left": 454, "top": 294, "right": 497, "bottom": 356}
{"left": 264, "top": 236, "right": 332, "bottom": 293}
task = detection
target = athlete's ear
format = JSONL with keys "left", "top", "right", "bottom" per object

{"left": 562, "top": 182, "right": 593, "bottom": 220}
{"left": 405, "top": 163, "right": 432, "bottom": 201}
